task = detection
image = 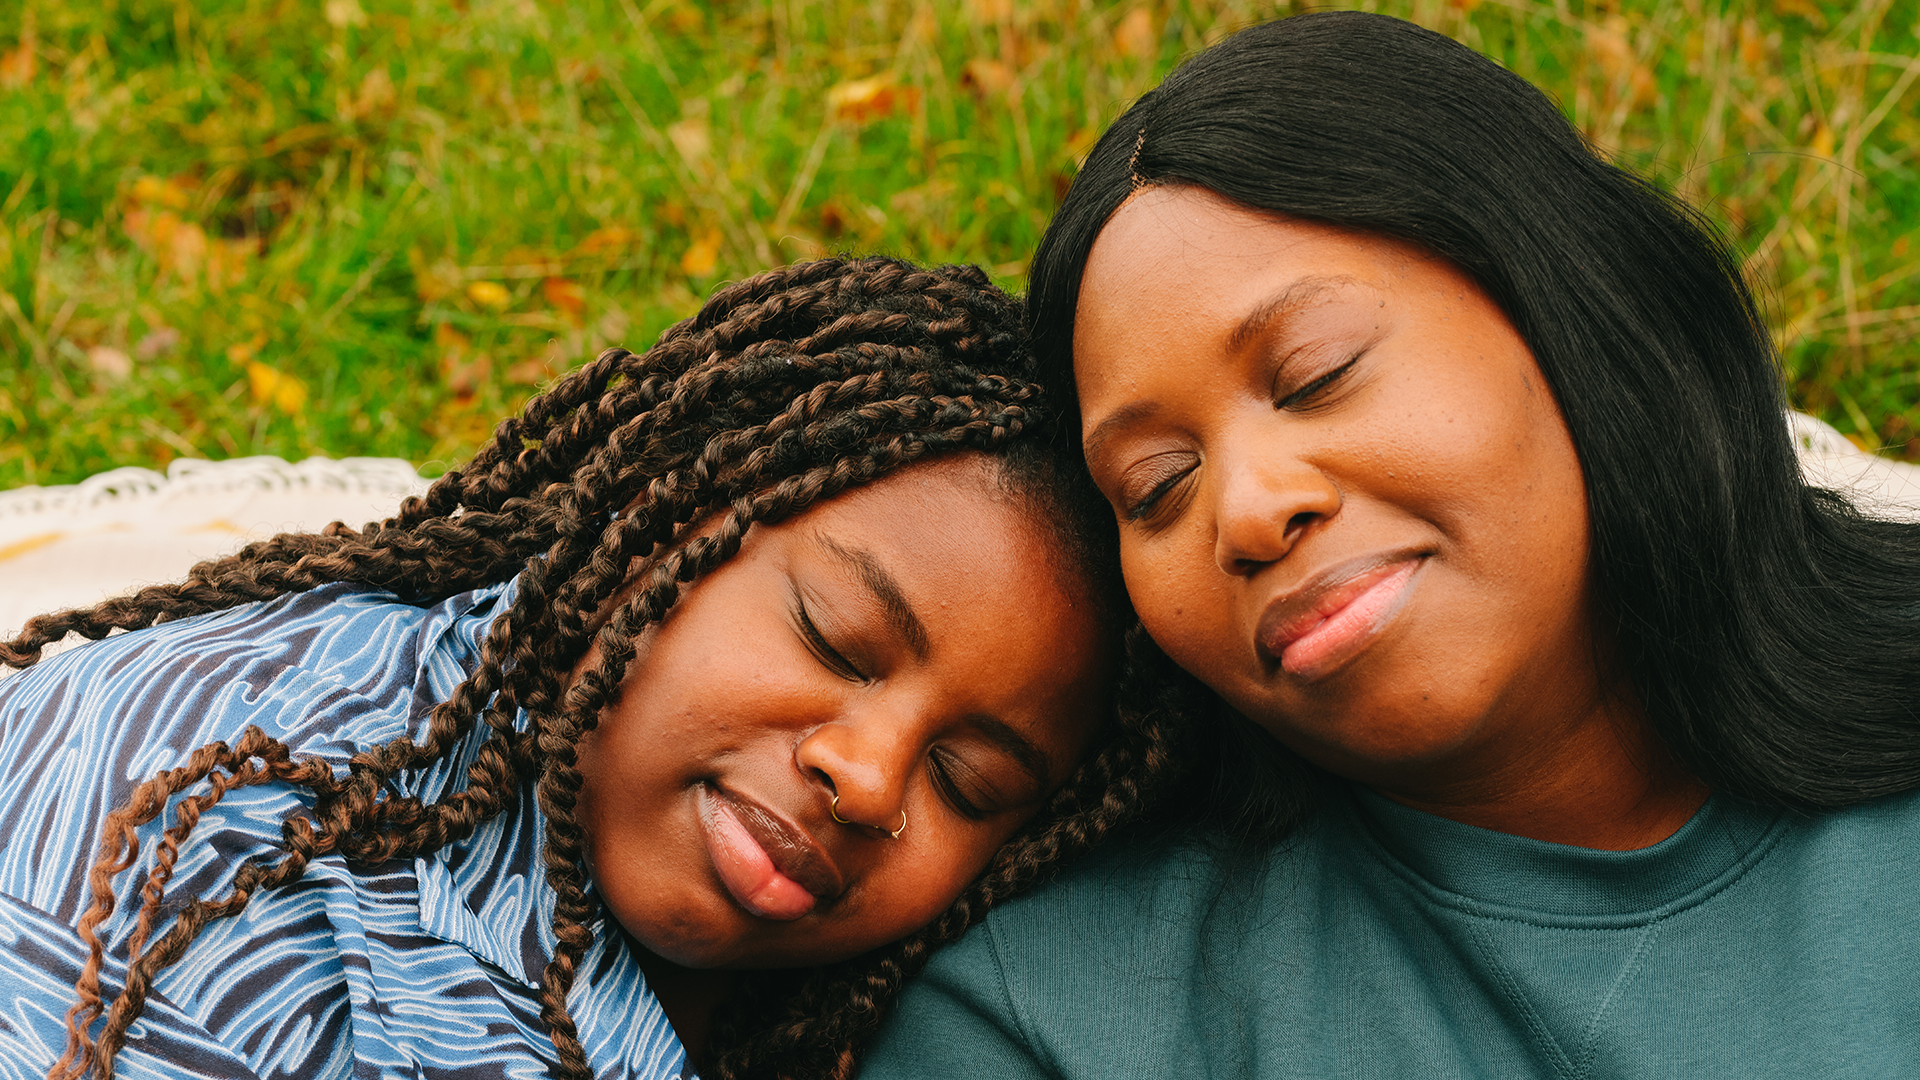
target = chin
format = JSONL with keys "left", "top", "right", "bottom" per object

{"left": 615, "top": 901, "right": 744, "bottom": 969}
{"left": 1253, "top": 705, "right": 1480, "bottom": 780}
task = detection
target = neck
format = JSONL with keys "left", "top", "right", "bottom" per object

{"left": 633, "top": 945, "right": 737, "bottom": 1066}
{"left": 1371, "top": 696, "right": 1709, "bottom": 852}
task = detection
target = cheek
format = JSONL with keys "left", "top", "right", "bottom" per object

{"left": 1120, "top": 537, "right": 1238, "bottom": 677}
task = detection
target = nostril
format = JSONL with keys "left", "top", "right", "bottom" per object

{"left": 1286, "top": 510, "right": 1318, "bottom": 538}
{"left": 803, "top": 765, "right": 837, "bottom": 797}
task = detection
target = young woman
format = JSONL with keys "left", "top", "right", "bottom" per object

{"left": 862, "top": 13, "right": 1920, "bottom": 1078}
{"left": 0, "top": 257, "right": 1179, "bottom": 1080}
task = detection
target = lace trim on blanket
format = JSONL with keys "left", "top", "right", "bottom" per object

{"left": 0, "top": 456, "right": 429, "bottom": 530}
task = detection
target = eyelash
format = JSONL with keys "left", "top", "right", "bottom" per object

{"left": 796, "top": 599, "right": 864, "bottom": 681}
{"left": 1275, "top": 354, "right": 1360, "bottom": 410}
{"left": 927, "top": 750, "right": 988, "bottom": 819}
{"left": 1125, "top": 467, "right": 1190, "bottom": 522}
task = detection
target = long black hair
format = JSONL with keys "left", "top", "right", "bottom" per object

{"left": 1028, "top": 11, "right": 1920, "bottom": 832}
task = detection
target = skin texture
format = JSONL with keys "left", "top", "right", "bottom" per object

{"left": 572, "top": 454, "right": 1108, "bottom": 1045}
{"left": 1072, "top": 185, "right": 1705, "bottom": 851}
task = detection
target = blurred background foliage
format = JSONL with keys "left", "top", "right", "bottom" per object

{"left": 0, "top": 0, "right": 1915, "bottom": 486}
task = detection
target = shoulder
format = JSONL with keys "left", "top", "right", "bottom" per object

{"left": 0, "top": 580, "right": 515, "bottom": 918}
{"left": 0, "top": 580, "right": 511, "bottom": 766}
{"left": 864, "top": 823, "right": 1338, "bottom": 1078}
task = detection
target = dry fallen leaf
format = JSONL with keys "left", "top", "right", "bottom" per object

{"left": 0, "top": 20, "right": 34, "bottom": 89}
{"left": 667, "top": 117, "right": 712, "bottom": 164}
{"left": 247, "top": 360, "right": 308, "bottom": 415}
{"left": 1773, "top": 0, "right": 1825, "bottom": 24}
{"left": 966, "top": 0, "right": 1014, "bottom": 23}
{"left": 1585, "top": 15, "right": 1656, "bottom": 108}
{"left": 1738, "top": 19, "right": 1767, "bottom": 68}
{"left": 434, "top": 321, "right": 472, "bottom": 354}
{"left": 324, "top": 0, "right": 368, "bottom": 28}
{"left": 135, "top": 326, "right": 181, "bottom": 360}
{"left": 410, "top": 248, "right": 462, "bottom": 303}
{"left": 542, "top": 277, "right": 585, "bottom": 323}
{"left": 961, "top": 57, "right": 1016, "bottom": 99}
{"left": 125, "top": 207, "right": 211, "bottom": 284}
{"left": 574, "top": 225, "right": 640, "bottom": 256}
{"left": 1113, "top": 9, "right": 1155, "bottom": 60}
{"left": 87, "top": 345, "right": 133, "bottom": 382}
{"left": 441, "top": 351, "right": 492, "bottom": 401}
{"left": 681, "top": 228, "right": 722, "bottom": 277}
{"left": 827, "top": 75, "right": 918, "bottom": 124}
{"left": 1810, "top": 124, "right": 1835, "bottom": 159}
{"left": 349, "top": 67, "right": 396, "bottom": 122}
{"left": 466, "top": 280, "right": 512, "bottom": 309}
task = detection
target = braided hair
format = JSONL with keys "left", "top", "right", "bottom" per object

{"left": 8, "top": 256, "right": 1189, "bottom": 1080}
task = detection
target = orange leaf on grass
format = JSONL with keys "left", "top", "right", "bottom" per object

{"left": 1112, "top": 9, "right": 1155, "bottom": 60}
{"left": 966, "top": 0, "right": 1014, "bottom": 23}
{"left": 1810, "top": 125, "right": 1835, "bottom": 160}
{"left": 542, "top": 277, "right": 585, "bottom": 324}
{"left": 574, "top": 226, "right": 640, "bottom": 256}
{"left": 441, "top": 352, "right": 492, "bottom": 401}
{"left": 1586, "top": 16, "right": 1656, "bottom": 108}
{"left": 126, "top": 208, "right": 210, "bottom": 284}
{"left": 681, "top": 229, "right": 722, "bottom": 277}
{"left": 466, "top": 280, "right": 512, "bottom": 309}
{"left": 434, "top": 322, "right": 472, "bottom": 352}
{"left": 87, "top": 346, "right": 133, "bottom": 383}
{"left": 247, "top": 360, "right": 308, "bottom": 415}
{"left": 961, "top": 57, "right": 1016, "bottom": 99}
{"left": 130, "top": 175, "right": 193, "bottom": 210}
{"left": 0, "top": 15, "right": 33, "bottom": 90}
{"left": 827, "top": 76, "right": 918, "bottom": 124}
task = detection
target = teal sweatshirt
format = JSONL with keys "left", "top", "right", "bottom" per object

{"left": 861, "top": 785, "right": 1920, "bottom": 1078}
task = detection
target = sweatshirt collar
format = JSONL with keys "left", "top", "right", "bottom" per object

{"left": 1344, "top": 783, "right": 1788, "bottom": 921}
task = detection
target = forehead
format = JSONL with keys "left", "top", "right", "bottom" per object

{"left": 799, "top": 454, "right": 1095, "bottom": 629}
{"left": 805, "top": 455, "right": 1044, "bottom": 572}
{"left": 1077, "top": 186, "right": 1407, "bottom": 341}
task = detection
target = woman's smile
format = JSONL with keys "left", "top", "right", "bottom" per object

{"left": 1257, "top": 554, "right": 1426, "bottom": 681}
{"left": 697, "top": 783, "right": 842, "bottom": 921}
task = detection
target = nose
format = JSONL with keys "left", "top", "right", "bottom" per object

{"left": 1211, "top": 449, "right": 1342, "bottom": 576}
{"left": 793, "top": 713, "right": 914, "bottom": 835}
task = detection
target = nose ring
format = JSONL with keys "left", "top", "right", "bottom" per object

{"left": 830, "top": 793, "right": 907, "bottom": 840}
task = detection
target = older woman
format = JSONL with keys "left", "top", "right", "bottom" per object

{"left": 861, "top": 12, "right": 1920, "bottom": 1078}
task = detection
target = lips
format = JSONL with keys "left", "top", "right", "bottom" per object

{"left": 1257, "top": 554, "right": 1425, "bottom": 681}
{"left": 698, "top": 785, "right": 844, "bottom": 921}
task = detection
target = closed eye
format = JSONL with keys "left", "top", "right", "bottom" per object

{"left": 796, "top": 596, "right": 864, "bottom": 681}
{"left": 927, "top": 749, "right": 990, "bottom": 820}
{"left": 1126, "top": 469, "right": 1190, "bottom": 521}
{"left": 1277, "top": 355, "right": 1360, "bottom": 411}
{"left": 1118, "top": 451, "right": 1199, "bottom": 523}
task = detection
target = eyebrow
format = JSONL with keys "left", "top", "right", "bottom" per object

{"left": 819, "top": 536, "right": 932, "bottom": 661}
{"left": 967, "top": 713, "right": 1055, "bottom": 792}
{"left": 1082, "top": 276, "right": 1365, "bottom": 461}
{"left": 1225, "top": 274, "right": 1362, "bottom": 353}
{"left": 1082, "top": 399, "right": 1161, "bottom": 464}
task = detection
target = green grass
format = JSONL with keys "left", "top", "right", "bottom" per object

{"left": 1, "top": 0, "right": 1916, "bottom": 487}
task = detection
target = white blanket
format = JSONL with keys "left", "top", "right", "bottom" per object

{"left": 1, "top": 457, "right": 428, "bottom": 667}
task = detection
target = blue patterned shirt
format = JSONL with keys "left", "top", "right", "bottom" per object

{"left": 0, "top": 581, "right": 690, "bottom": 1079}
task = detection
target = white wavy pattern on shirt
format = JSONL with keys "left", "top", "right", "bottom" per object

{"left": 0, "top": 582, "right": 689, "bottom": 1079}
